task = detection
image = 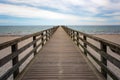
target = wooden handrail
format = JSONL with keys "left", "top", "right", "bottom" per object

{"left": 0, "top": 26, "right": 58, "bottom": 80}
{"left": 62, "top": 26, "right": 120, "bottom": 80}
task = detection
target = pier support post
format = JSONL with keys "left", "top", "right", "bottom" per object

{"left": 100, "top": 43, "right": 107, "bottom": 79}
{"left": 11, "top": 44, "right": 19, "bottom": 79}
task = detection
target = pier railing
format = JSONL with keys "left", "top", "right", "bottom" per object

{"left": 0, "top": 26, "right": 58, "bottom": 80}
{"left": 63, "top": 26, "right": 120, "bottom": 80}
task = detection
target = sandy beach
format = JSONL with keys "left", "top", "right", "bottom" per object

{"left": 0, "top": 34, "right": 120, "bottom": 80}
{"left": 94, "top": 34, "right": 120, "bottom": 44}
{"left": 0, "top": 36, "right": 19, "bottom": 44}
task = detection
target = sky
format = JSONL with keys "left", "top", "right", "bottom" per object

{"left": 0, "top": 0, "right": 120, "bottom": 25}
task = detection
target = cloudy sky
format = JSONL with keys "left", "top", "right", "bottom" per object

{"left": 0, "top": 0, "right": 120, "bottom": 25}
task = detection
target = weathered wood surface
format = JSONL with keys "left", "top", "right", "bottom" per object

{"left": 18, "top": 27, "right": 104, "bottom": 80}
{"left": 63, "top": 26, "right": 120, "bottom": 80}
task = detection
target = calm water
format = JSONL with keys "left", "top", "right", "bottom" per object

{"left": 68, "top": 25, "right": 120, "bottom": 34}
{"left": 0, "top": 25, "right": 120, "bottom": 35}
{"left": 0, "top": 26, "right": 53, "bottom": 35}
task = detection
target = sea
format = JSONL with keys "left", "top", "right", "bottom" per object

{"left": 68, "top": 25, "right": 120, "bottom": 34}
{"left": 0, "top": 25, "right": 53, "bottom": 35}
{"left": 0, "top": 25, "right": 120, "bottom": 35}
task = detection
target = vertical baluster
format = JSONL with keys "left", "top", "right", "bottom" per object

{"left": 83, "top": 35, "right": 87, "bottom": 56}
{"left": 41, "top": 32, "right": 44, "bottom": 47}
{"left": 70, "top": 30, "right": 72, "bottom": 38}
{"left": 49, "top": 29, "right": 51, "bottom": 39}
{"left": 45, "top": 30, "right": 48, "bottom": 42}
{"left": 47, "top": 30, "right": 49, "bottom": 41}
{"left": 11, "top": 44, "right": 19, "bottom": 79}
{"left": 73, "top": 31, "right": 75, "bottom": 41}
{"left": 69, "top": 30, "right": 70, "bottom": 36}
{"left": 33, "top": 36, "right": 37, "bottom": 56}
{"left": 100, "top": 43, "right": 107, "bottom": 79}
{"left": 48, "top": 30, "right": 50, "bottom": 40}
{"left": 74, "top": 32, "right": 77, "bottom": 43}
{"left": 76, "top": 32, "right": 79, "bottom": 46}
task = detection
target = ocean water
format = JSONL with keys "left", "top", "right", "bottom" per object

{"left": 0, "top": 25, "right": 120, "bottom": 35}
{"left": 68, "top": 25, "right": 120, "bottom": 34}
{"left": 0, "top": 26, "right": 53, "bottom": 35}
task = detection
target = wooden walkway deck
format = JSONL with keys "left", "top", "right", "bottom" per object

{"left": 17, "top": 27, "right": 104, "bottom": 80}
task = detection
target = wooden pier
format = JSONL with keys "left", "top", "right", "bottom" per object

{"left": 17, "top": 27, "right": 104, "bottom": 80}
{"left": 0, "top": 26, "right": 120, "bottom": 80}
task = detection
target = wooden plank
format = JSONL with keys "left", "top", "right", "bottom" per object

{"left": 17, "top": 27, "right": 104, "bottom": 80}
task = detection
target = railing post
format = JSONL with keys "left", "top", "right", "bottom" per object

{"left": 74, "top": 31, "right": 77, "bottom": 43}
{"left": 45, "top": 30, "right": 48, "bottom": 42}
{"left": 70, "top": 30, "right": 72, "bottom": 38}
{"left": 46, "top": 30, "right": 49, "bottom": 41}
{"left": 11, "top": 44, "right": 19, "bottom": 79}
{"left": 33, "top": 36, "right": 37, "bottom": 56}
{"left": 49, "top": 29, "right": 51, "bottom": 39}
{"left": 51, "top": 29, "right": 53, "bottom": 36}
{"left": 68, "top": 29, "right": 70, "bottom": 36}
{"left": 76, "top": 32, "right": 79, "bottom": 46}
{"left": 68, "top": 30, "right": 71, "bottom": 36}
{"left": 83, "top": 35, "right": 87, "bottom": 56}
{"left": 73, "top": 31, "right": 75, "bottom": 41}
{"left": 100, "top": 43, "right": 107, "bottom": 79}
{"left": 41, "top": 32, "right": 44, "bottom": 47}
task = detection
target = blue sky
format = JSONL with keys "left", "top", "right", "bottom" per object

{"left": 0, "top": 0, "right": 120, "bottom": 25}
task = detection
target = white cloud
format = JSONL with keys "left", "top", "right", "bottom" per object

{"left": 104, "top": 12, "right": 120, "bottom": 16}
{"left": 0, "top": 3, "right": 80, "bottom": 20}
{"left": 7, "top": 0, "right": 120, "bottom": 14}
{"left": 0, "top": 3, "right": 107, "bottom": 22}
{"left": 112, "top": 16, "right": 120, "bottom": 20}
{"left": 0, "top": 19, "right": 11, "bottom": 23}
{"left": 7, "top": 0, "right": 70, "bottom": 11}
{"left": 7, "top": 0, "right": 99, "bottom": 14}
{"left": 2, "top": 0, "right": 120, "bottom": 25}
{"left": 90, "top": 0, "right": 109, "bottom": 7}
